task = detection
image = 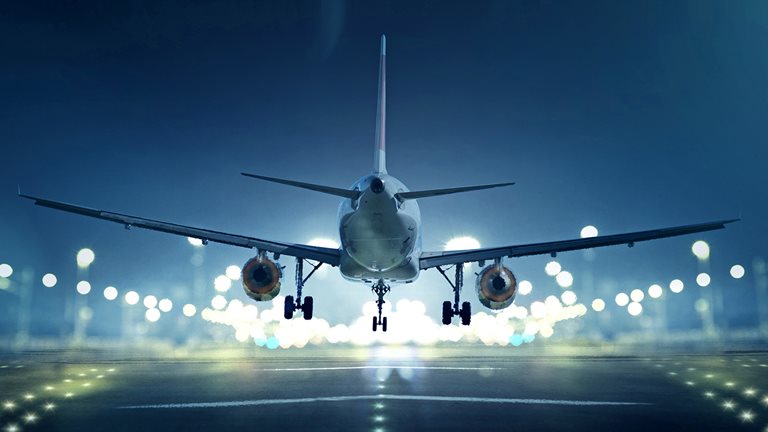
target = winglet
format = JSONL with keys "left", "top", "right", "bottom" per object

{"left": 17, "top": 184, "right": 21, "bottom": 196}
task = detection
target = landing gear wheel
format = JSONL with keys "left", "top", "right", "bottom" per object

{"left": 382, "top": 317, "right": 388, "bottom": 332}
{"left": 303, "top": 296, "right": 314, "bottom": 320}
{"left": 284, "top": 295, "right": 295, "bottom": 319}
{"left": 442, "top": 301, "right": 453, "bottom": 325}
{"left": 460, "top": 301, "right": 471, "bottom": 326}
{"left": 372, "top": 316, "right": 378, "bottom": 332}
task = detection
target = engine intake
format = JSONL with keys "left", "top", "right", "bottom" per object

{"left": 476, "top": 264, "right": 517, "bottom": 310}
{"left": 242, "top": 256, "right": 282, "bottom": 301}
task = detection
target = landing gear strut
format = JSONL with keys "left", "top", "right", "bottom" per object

{"left": 436, "top": 263, "right": 471, "bottom": 326}
{"left": 371, "top": 279, "right": 390, "bottom": 332}
{"left": 284, "top": 258, "right": 322, "bottom": 320}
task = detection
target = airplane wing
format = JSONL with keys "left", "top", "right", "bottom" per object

{"left": 19, "top": 193, "right": 341, "bottom": 266}
{"left": 419, "top": 219, "right": 738, "bottom": 270}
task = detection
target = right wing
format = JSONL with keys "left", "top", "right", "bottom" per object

{"left": 419, "top": 219, "right": 738, "bottom": 269}
{"left": 20, "top": 193, "right": 341, "bottom": 266}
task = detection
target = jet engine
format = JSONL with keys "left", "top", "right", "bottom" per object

{"left": 241, "top": 256, "right": 282, "bottom": 301}
{"left": 476, "top": 264, "right": 517, "bottom": 310}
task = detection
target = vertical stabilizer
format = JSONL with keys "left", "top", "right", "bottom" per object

{"left": 373, "top": 35, "right": 387, "bottom": 174}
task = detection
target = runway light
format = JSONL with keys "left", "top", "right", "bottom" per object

{"left": 722, "top": 400, "right": 736, "bottom": 410}
{"left": 214, "top": 275, "right": 232, "bottom": 292}
{"left": 103, "top": 286, "right": 118, "bottom": 301}
{"left": 143, "top": 295, "right": 158, "bottom": 309}
{"left": 630, "top": 289, "right": 645, "bottom": 302}
{"left": 545, "top": 261, "right": 561, "bottom": 276}
{"left": 308, "top": 238, "right": 341, "bottom": 249}
{"left": 743, "top": 388, "right": 757, "bottom": 397}
{"left": 5, "top": 424, "right": 19, "bottom": 432}
{"left": 124, "top": 291, "right": 139, "bottom": 305}
{"left": 696, "top": 273, "right": 711, "bottom": 287}
{"left": 182, "top": 304, "right": 197, "bottom": 317}
{"left": 158, "top": 298, "right": 173, "bottom": 313}
{"left": 580, "top": 225, "right": 598, "bottom": 238}
{"left": 0, "top": 264, "right": 12, "bottom": 278}
{"left": 76, "top": 248, "right": 95, "bottom": 268}
{"left": 648, "top": 284, "right": 663, "bottom": 299}
{"left": 627, "top": 302, "right": 642, "bottom": 316}
{"left": 738, "top": 410, "right": 754, "bottom": 422}
{"left": 42, "top": 273, "right": 57, "bottom": 288}
{"left": 187, "top": 237, "right": 203, "bottom": 247}
{"left": 730, "top": 265, "right": 745, "bottom": 279}
{"left": 2, "top": 400, "right": 15, "bottom": 410}
{"left": 76, "top": 281, "right": 91, "bottom": 295}
{"left": 530, "top": 301, "right": 547, "bottom": 319}
{"left": 518, "top": 280, "right": 533, "bottom": 295}
{"left": 591, "top": 298, "right": 605, "bottom": 312}
{"left": 695, "top": 299, "right": 710, "bottom": 313}
{"left": 561, "top": 290, "right": 577, "bottom": 306}
{"left": 615, "top": 292, "right": 630, "bottom": 307}
{"left": 43, "top": 402, "right": 55, "bottom": 411}
{"left": 145, "top": 308, "right": 160, "bottom": 322}
{"left": 23, "top": 413, "right": 37, "bottom": 423}
{"left": 555, "top": 271, "right": 573, "bottom": 288}
{"left": 669, "top": 279, "right": 684, "bottom": 293}
{"left": 226, "top": 265, "right": 241, "bottom": 280}
{"left": 692, "top": 240, "right": 710, "bottom": 260}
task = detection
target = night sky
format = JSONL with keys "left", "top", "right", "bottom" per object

{"left": 1, "top": 1, "right": 766, "bottom": 330}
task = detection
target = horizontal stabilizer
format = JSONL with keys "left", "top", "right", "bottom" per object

{"left": 241, "top": 173, "right": 360, "bottom": 200}
{"left": 396, "top": 182, "right": 514, "bottom": 200}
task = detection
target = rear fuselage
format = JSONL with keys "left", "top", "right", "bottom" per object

{"left": 338, "top": 174, "right": 421, "bottom": 283}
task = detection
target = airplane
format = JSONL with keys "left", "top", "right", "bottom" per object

{"left": 20, "top": 35, "right": 737, "bottom": 332}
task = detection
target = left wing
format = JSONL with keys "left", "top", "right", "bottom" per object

{"left": 419, "top": 219, "right": 738, "bottom": 270}
{"left": 20, "top": 193, "right": 341, "bottom": 266}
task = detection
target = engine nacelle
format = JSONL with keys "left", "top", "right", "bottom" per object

{"left": 241, "top": 256, "right": 282, "bottom": 301}
{"left": 476, "top": 264, "right": 517, "bottom": 310}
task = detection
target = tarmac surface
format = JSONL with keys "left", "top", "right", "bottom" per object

{"left": 1, "top": 346, "right": 767, "bottom": 431}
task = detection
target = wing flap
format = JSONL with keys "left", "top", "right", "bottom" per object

{"left": 20, "top": 193, "right": 341, "bottom": 265}
{"left": 419, "top": 219, "right": 738, "bottom": 269}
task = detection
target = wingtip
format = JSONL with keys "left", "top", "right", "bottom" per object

{"left": 380, "top": 34, "right": 386, "bottom": 55}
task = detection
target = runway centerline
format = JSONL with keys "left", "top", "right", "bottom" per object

{"left": 256, "top": 366, "right": 503, "bottom": 372}
{"left": 119, "top": 394, "right": 651, "bottom": 409}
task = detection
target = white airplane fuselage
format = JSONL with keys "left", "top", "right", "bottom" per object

{"left": 338, "top": 173, "right": 421, "bottom": 283}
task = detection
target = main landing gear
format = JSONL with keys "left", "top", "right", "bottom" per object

{"left": 371, "top": 279, "right": 390, "bottom": 332}
{"left": 284, "top": 258, "right": 323, "bottom": 321}
{"left": 436, "top": 263, "right": 471, "bottom": 326}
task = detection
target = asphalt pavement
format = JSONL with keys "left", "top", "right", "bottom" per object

{"left": 1, "top": 346, "right": 767, "bottom": 431}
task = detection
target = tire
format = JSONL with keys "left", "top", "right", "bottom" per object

{"left": 382, "top": 316, "right": 388, "bottom": 332}
{"left": 460, "top": 301, "right": 472, "bottom": 326}
{"left": 442, "top": 301, "right": 452, "bottom": 325}
{"left": 303, "top": 296, "right": 314, "bottom": 320}
{"left": 284, "top": 295, "right": 295, "bottom": 320}
{"left": 372, "top": 316, "right": 378, "bottom": 332}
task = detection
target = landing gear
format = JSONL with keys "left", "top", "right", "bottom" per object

{"left": 284, "top": 258, "right": 322, "bottom": 320}
{"left": 371, "top": 279, "right": 390, "bottom": 332}
{"left": 436, "top": 263, "right": 472, "bottom": 326}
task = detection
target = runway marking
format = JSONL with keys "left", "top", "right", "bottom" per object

{"left": 120, "top": 394, "right": 650, "bottom": 409}
{"left": 256, "top": 366, "right": 503, "bottom": 372}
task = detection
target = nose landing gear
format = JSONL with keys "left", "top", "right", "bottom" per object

{"left": 371, "top": 279, "right": 390, "bottom": 332}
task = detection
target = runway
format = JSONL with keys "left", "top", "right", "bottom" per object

{"left": 1, "top": 346, "right": 766, "bottom": 431}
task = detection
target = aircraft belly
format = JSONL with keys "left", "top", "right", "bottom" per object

{"left": 340, "top": 211, "right": 417, "bottom": 272}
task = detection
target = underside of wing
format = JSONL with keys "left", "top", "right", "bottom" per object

{"left": 419, "top": 219, "right": 738, "bottom": 269}
{"left": 20, "top": 193, "right": 341, "bottom": 266}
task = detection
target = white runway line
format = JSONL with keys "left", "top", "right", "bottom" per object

{"left": 256, "top": 366, "right": 503, "bottom": 372}
{"left": 120, "top": 394, "right": 650, "bottom": 409}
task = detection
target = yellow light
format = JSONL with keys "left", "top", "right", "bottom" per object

{"left": 76, "top": 248, "right": 95, "bottom": 268}
{"left": 560, "top": 290, "right": 577, "bottom": 306}
{"left": 630, "top": 289, "right": 644, "bottom": 302}
{"left": 615, "top": 293, "right": 629, "bottom": 307}
{"left": 42, "top": 273, "right": 57, "bottom": 288}
{"left": 23, "top": 394, "right": 34, "bottom": 400}
{"left": 124, "top": 291, "right": 140, "bottom": 305}
{"left": 182, "top": 304, "right": 197, "bottom": 317}
{"left": 744, "top": 388, "right": 757, "bottom": 397}
{"left": 591, "top": 298, "right": 605, "bottom": 312}
{"left": 648, "top": 284, "right": 663, "bottom": 299}
{"left": 730, "top": 265, "right": 745, "bottom": 279}
{"left": 64, "top": 392, "right": 74, "bottom": 398}
{"left": 580, "top": 225, "right": 598, "bottom": 238}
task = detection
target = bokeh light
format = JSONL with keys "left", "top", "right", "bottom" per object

{"left": 76, "top": 248, "right": 95, "bottom": 268}
{"left": 443, "top": 236, "right": 480, "bottom": 251}
{"left": 158, "top": 298, "right": 173, "bottom": 312}
{"left": 518, "top": 280, "right": 533, "bottom": 295}
{"left": 103, "top": 286, "right": 118, "bottom": 301}
{"left": 561, "top": 290, "right": 577, "bottom": 305}
{"left": 730, "top": 264, "right": 745, "bottom": 279}
{"left": 615, "top": 292, "right": 629, "bottom": 307}
{"left": 670, "top": 279, "right": 684, "bottom": 293}
{"left": 0, "top": 263, "right": 13, "bottom": 278}
{"left": 143, "top": 295, "right": 158, "bottom": 309}
{"left": 187, "top": 237, "right": 203, "bottom": 247}
{"left": 214, "top": 275, "right": 232, "bottom": 292}
{"left": 648, "top": 284, "right": 663, "bottom": 299}
{"left": 76, "top": 281, "right": 91, "bottom": 295}
{"left": 591, "top": 298, "right": 605, "bottom": 312}
{"left": 580, "top": 225, "right": 598, "bottom": 238}
{"left": 696, "top": 273, "right": 711, "bottom": 287}
{"left": 145, "top": 308, "right": 161, "bottom": 322}
{"left": 211, "top": 295, "right": 227, "bottom": 310}
{"left": 545, "top": 261, "right": 561, "bottom": 276}
{"left": 630, "top": 289, "right": 645, "bottom": 302}
{"left": 555, "top": 271, "right": 574, "bottom": 288}
{"left": 691, "top": 240, "right": 710, "bottom": 260}
{"left": 225, "top": 265, "right": 241, "bottom": 280}
{"left": 42, "top": 273, "right": 57, "bottom": 288}
{"left": 182, "top": 304, "right": 197, "bottom": 317}
{"left": 627, "top": 302, "right": 643, "bottom": 316}
{"left": 124, "top": 291, "right": 140, "bottom": 305}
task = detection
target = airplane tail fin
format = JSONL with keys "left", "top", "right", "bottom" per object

{"left": 396, "top": 182, "right": 515, "bottom": 200}
{"left": 373, "top": 34, "right": 387, "bottom": 174}
{"left": 241, "top": 173, "right": 360, "bottom": 199}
